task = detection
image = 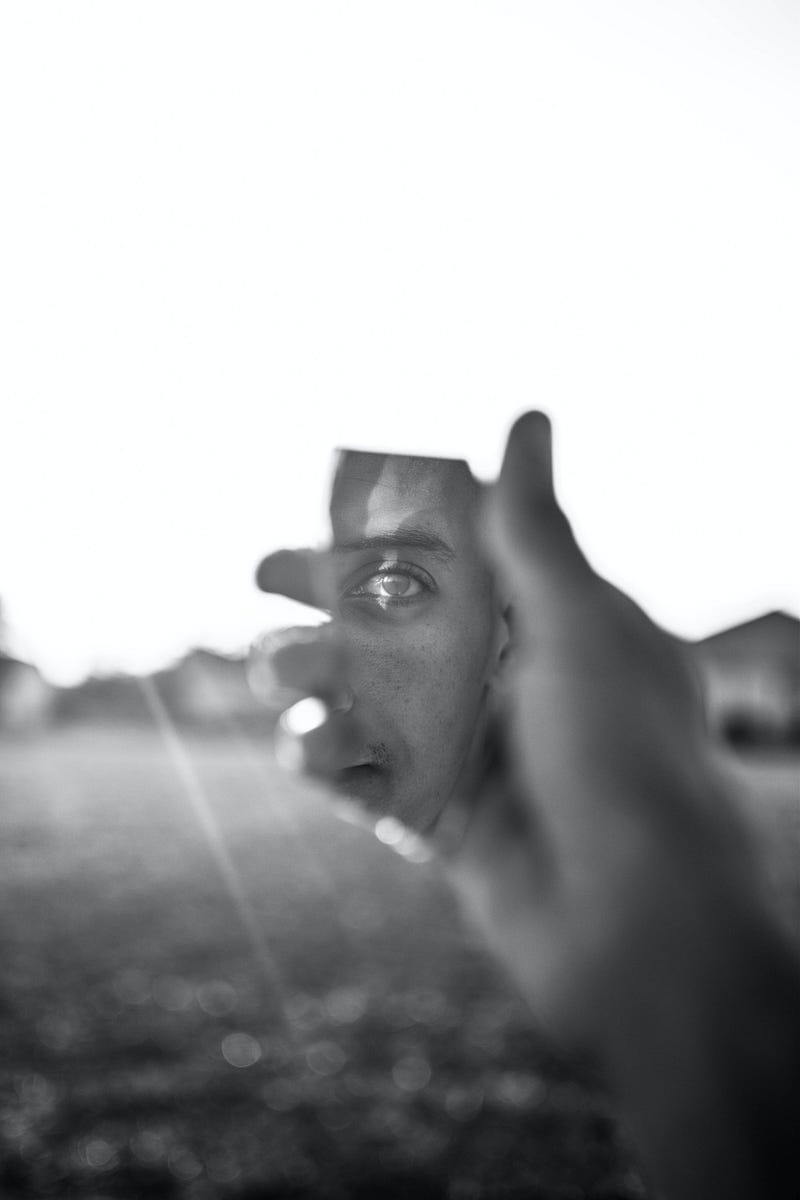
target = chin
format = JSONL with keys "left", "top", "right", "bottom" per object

{"left": 390, "top": 789, "right": 448, "bottom": 836}
{"left": 333, "top": 768, "right": 447, "bottom": 835}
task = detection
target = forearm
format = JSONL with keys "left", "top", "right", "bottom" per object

{"left": 452, "top": 781, "right": 800, "bottom": 1200}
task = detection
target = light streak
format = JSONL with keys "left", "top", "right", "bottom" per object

{"left": 137, "top": 675, "right": 291, "bottom": 1034}
{"left": 184, "top": 656, "right": 360, "bottom": 947}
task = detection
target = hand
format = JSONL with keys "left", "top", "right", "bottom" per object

{"left": 254, "top": 414, "right": 753, "bottom": 1032}
{"left": 456, "top": 415, "right": 800, "bottom": 1199}
{"left": 256, "top": 412, "right": 800, "bottom": 1200}
{"left": 444, "top": 412, "right": 757, "bottom": 1035}
{"left": 248, "top": 619, "right": 362, "bottom": 781}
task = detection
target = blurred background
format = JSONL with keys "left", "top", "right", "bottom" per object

{"left": 1, "top": 2, "right": 798, "bottom": 1197}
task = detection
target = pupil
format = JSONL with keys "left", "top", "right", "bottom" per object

{"left": 382, "top": 574, "right": 410, "bottom": 596}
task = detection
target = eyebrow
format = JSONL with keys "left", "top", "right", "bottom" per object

{"left": 333, "top": 527, "right": 456, "bottom": 563}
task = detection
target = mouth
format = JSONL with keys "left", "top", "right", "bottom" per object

{"left": 335, "top": 762, "right": 387, "bottom": 806}
{"left": 338, "top": 761, "right": 380, "bottom": 782}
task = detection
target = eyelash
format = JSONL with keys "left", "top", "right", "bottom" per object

{"left": 342, "top": 560, "right": 436, "bottom": 605}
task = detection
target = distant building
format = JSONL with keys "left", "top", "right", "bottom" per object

{"left": 51, "top": 648, "right": 265, "bottom": 730}
{"left": 53, "top": 672, "right": 150, "bottom": 725}
{"left": 0, "top": 652, "right": 54, "bottom": 733}
{"left": 692, "top": 611, "right": 800, "bottom": 747}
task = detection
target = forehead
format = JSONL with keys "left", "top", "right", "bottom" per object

{"left": 330, "top": 451, "right": 478, "bottom": 551}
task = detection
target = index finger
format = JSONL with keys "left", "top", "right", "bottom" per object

{"left": 255, "top": 547, "right": 335, "bottom": 611}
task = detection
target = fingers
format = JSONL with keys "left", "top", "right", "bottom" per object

{"left": 247, "top": 622, "right": 364, "bottom": 785}
{"left": 247, "top": 626, "right": 350, "bottom": 711}
{"left": 255, "top": 547, "right": 334, "bottom": 610}
{"left": 500, "top": 410, "right": 556, "bottom": 510}
{"left": 274, "top": 703, "right": 362, "bottom": 779}
{"left": 482, "top": 411, "right": 593, "bottom": 601}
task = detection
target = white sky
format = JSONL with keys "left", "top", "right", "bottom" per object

{"left": 1, "top": 1, "right": 798, "bottom": 684}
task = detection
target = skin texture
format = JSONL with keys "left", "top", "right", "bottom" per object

{"left": 256, "top": 415, "right": 800, "bottom": 1200}
{"left": 255, "top": 452, "right": 508, "bottom": 831}
{"left": 325, "top": 450, "right": 507, "bottom": 829}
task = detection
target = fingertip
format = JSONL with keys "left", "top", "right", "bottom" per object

{"left": 273, "top": 703, "right": 363, "bottom": 781}
{"left": 255, "top": 549, "right": 298, "bottom": 593}
{"left": 273, "top": 697, "right": 331, "bottom": 772}
{"left": 492, "top": 410, "right": 558, "bottom": 565}
{"left": 500, "top": 410, "right": 554, "bottom": 506}
{"left": 486, "top": 410, "right": 593, "bottom": 590}
{"left": 255, "top": 548, "right": 329, "bottom": 609}
{"left": 509, "top": 409, "right": 552, "bottom": 444}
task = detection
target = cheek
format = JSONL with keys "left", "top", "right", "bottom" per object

{"left": 346, "top": 617, "right": 492, "bottom": 750}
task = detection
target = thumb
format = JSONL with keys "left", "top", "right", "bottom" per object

{"left": 483, "top": 411, "right": 593, "bottom": 601}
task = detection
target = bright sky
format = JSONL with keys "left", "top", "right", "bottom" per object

{"left": 1, "top": 1, "right": 798, "bottom": 684}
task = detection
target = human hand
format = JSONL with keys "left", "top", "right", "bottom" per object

{"left": 439, "top": 413, "right": 759, "bottom": 1032}
{"left": 459, "top": 413, "right": 799, "bottom": 1200}
{"left": 253, "top": 415, "right": 756, "bottom": 1040}
{"left": 255, "top": 416, "right": 800, "bottom": 1199}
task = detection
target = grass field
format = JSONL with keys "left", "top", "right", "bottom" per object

{"left": 1, "top": 726, "right": 797, "bottom": 1199}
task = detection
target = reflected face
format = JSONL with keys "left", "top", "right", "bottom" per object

{"left": 330, "top": 451, "right": 505, "bottom": 831}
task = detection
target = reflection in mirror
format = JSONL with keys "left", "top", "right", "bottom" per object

{"left": 327, "top": 450, "right": 509, "bottom": 833}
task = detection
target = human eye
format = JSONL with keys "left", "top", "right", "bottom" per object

{"left": 342, "top": 560, "right": 436, "bottom": 606}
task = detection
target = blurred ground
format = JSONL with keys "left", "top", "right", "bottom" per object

{"left": 0, "top": 727, "right": 797, "bottom": 1200}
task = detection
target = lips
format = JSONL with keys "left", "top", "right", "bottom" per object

{"left": 339, "top": 762, "right": 380, "bottom": 780}
{"left": 335, "top": 761, "right": 386, "bottom": 808}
